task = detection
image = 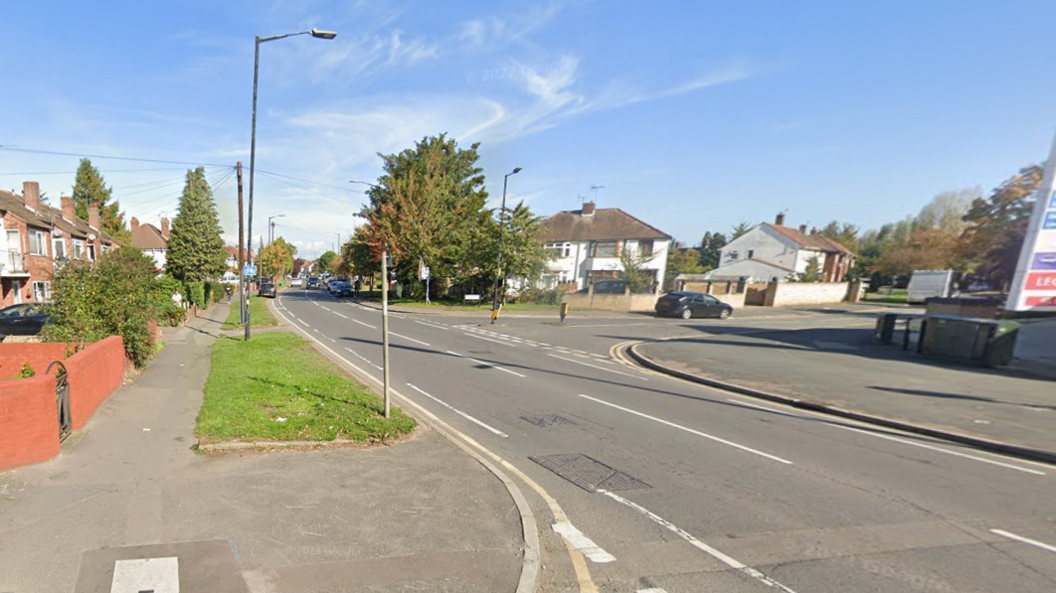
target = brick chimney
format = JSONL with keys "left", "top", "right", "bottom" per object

{"left": 88, "top": 205, "right": 101, "bottom": 230}
{"left": 774, "top": 212, "right": 786, "bottom": 226}
{"left": 131, "top": 217, "right": 140, "bottom": 232}
{"left": 61, "top": 196, "right": 76, "bottom": 220}
{"left": 582, "top": 201, "right": 596, "bottom": 216}
{"left": 799, "top": 224, "right": 808, "bottom": 234}
{"left": 23, "top": 181, "right": 40, "bottom": 210}
{"left": 810, "top": 227, "right": 818, "bottom": 235}
{"left": 161, "top": 217, "right": 170, "bottom": 238}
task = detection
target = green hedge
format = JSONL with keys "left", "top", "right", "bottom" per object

{"left": 184, "top": 281, "right": 206, "bottom": 309}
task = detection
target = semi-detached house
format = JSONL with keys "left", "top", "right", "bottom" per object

{"left": 711, "top": 213, "right": 856, "bottom": 283}
{"left": 0, "top": 181, "right": 123, "bottom": 307}
{"left": 537, "top": 201, "right": 672, "bottom": 291}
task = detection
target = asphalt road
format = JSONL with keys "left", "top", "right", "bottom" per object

{"left": 278, "top": 290, "right": 1056, "bottom": 593}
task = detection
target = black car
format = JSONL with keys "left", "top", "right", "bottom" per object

{"left": 307, "top": 276, "right": 321, "bottom": 289}
{"left": 258, "top": 282, "right": 277, "bottom": 298}
{"left": 654, "top": 291, "right": 732, "bottom": 320}
{"left": 330, "top": 281, "right": 353, "bottom": 297}
{"left": 0, "top": 303, "right": 50, "bottom": 336}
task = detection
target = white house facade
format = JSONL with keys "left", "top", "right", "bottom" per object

{"left": 711, "top": 214, "right": 855, "bottom": 283}
{"left": 129, "top": 217, "right": 170, "bottom": 272}
{"left": 538, "top": 202, "right": 672, "bottom": 291}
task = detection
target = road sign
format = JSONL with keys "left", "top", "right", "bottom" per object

{"left": 421, "top": 266, "right": 430, "bottom": 280}
{"left": 1009, "top": 130, "right": 1056, "bottom": 312}
{"left": 242, "top": 264, "right": 257, "bottom": 276}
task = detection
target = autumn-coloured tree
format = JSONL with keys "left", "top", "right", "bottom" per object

{"left": 958, "top": 165, "right": 1043, "bottom": 288}
{"left": 259, "top": 236, "right": 294, "bottom": 279}
{"left": 878, "top": 227, "right": 960, "bottom": 277}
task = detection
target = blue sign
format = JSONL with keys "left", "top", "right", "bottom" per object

{"left": 242, "top": 264, "right": 257, "bottom": 276}
{"left": 1045, "top": 211, "right": 1056, "bottom": 230}
{"left": 1049, "top": 191, "right": 1056, "bottom": 210}
{"left": 1032, "top": 252, "right": 1056, "bottom": 270}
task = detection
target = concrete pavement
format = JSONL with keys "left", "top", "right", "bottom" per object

{"left": 0, "top": 301, "right": 523, "bottom": 593}
{"left": 633, "top": 321, "right": 1056, "bottom": 462}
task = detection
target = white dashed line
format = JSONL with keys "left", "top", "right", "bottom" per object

{"left": 990, "top": 529, "right": 1056, "bottom": 554}
{"left": 548, "top": 354, "right": 645, "bottom": 379}
{"left": 407, "top": 383, "right": 508, "bottom": 437}
{"left": 344, "top": 348, "right": 382, "bottom": 371}
{"left": 333, "top": 312, "right": 348, "bottom": 319}
{"left": 298, "top": 319, "right": 310, "bottom": 327}
{"left": 464, "top": 333, "right": 517, "bottom": 347}
{"left": 349, "top": 318, "right": 377, "bottom": 330}
{"left": 389, "top": 331, "right": 430, "bottom": 347}
{"left": 578, "top": 394, "right": 792, "bottom": 465}
{"left": 414, "top": 320, "right": 449, "bottom": 331}
{"left": 446, "top": 350, "right": 526, "bottom": 378}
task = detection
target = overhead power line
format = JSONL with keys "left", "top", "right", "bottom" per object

{"left": 0, "top": 146, "right": 230, "bottom": 168}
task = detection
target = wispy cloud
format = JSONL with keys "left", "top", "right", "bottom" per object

{"left": 458, "top": 2, "right": 564, "bottom": 52}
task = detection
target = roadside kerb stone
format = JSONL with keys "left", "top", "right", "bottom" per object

{"left": 628, "top": 343, "right": 1056, "bottom": 466}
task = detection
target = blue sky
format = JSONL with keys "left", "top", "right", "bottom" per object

{"left": 2, "top": 0, "right": 1056, "bottom": 257}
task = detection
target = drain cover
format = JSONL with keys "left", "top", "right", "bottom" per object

{"left": 521, "top": 414, "right": 577, "bottom": 427}
{"left": 529, "top": 453, "right": 650, "bottom": 492}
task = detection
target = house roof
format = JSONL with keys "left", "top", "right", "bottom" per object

{"left": 225, "top": 245, "right": 255, "bottom": 260}
{"left": 131, "top": 223, "right": 167, "bottom": 250}
{"left": 539, "top": 207, "right": 671, "bottom": 242}
{"left": 764, "top": 223, "right": 855, "bottom": 256}
{"left": 0, "top": 189, "right": 122, "bottom": 245}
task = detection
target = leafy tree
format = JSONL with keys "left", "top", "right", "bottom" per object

{"left": 619, "top": 247, "right": 655, "bottom": 293}
{"left": 360, "top": 134, "right": 490, "bottom": 295}
{"left": 42, "top": 248, "right": 160, "bottom": 367}
{"left": 731, "top": 222, "right": 751, "bottom": 240}
{"left": 916, "top": 189, "right": 977, "bottom": 234}
{"left": 698, "top": 231, "right": 726, "bottom": 269}
{"left": 797, "top": 255, "right": 823, "bottom": 282}
{"left": 165, "top": 167, "right": 228, "bottom": 282}
{"left": 878, "top": 227, "right": 960, "bottom": 277}
{"left": 667, "top": 243, "right": 706, "bottom": 275}
{"left": 260, "top": 236, "right": 294, "bottom": 279}
{"left": 463, "top": 200, "right": 552, "bottom": 301}
{"left": 958, "top": 165, "right": 1043, "bottom": 287}
{"left": 72, "top": 158, "right": 129, "bottom": 242}
{"left": 344, "top": 228, "right": 379, "bottom": 279}
{"left": 818, "top": 221, "right": 860, "bottom": 253}
{"left": 317, "top": 250, "right": 338, "bottom": 271}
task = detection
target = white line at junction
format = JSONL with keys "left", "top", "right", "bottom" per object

{"left": 407, "top": 383, "right": 508, "bottom": 437}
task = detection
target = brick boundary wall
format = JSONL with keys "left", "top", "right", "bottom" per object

{"left": 0, "top": 343, "right": 69, "bottom": 380}
{"left": 0, "top": 375, "right": 59, "bottom": 471}
{"left": 66, "top": 336, "right": 125, "bottom": 430}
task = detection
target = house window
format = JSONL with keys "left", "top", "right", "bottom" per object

{"left": 639, "top": 239, "right": 654, "bottom": 258}
{"left": 72, "top": 239, "right": 85, "bottom": 259}
{"left": 747, "top": 250, "right": 754, "bottom": 259}
{"left": 728, "top": 250, "right": 739, "bottom": 260}
{"left": 32, "top": 281, "right": 51, "bottom": 302}
{"left": 546, "top": 242, "right": 572, "bottom": 258}
{"left": 101, "top": 244, "right": 110, "bottom": 254}
{"left": 593, "top": 240, "right": 620, "bottom": 258}
{"left": 88, "top": 243, "right": 96, "bottom": 261}
{"left": 29, "top": 230, "right": 48, "bottom": 256}
{"left": 52, "top": 236, "right": 66, "bottom": 261}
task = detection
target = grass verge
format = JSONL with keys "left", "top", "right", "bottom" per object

{"left": 221, "top": 295, "right": 279, "bottom": 329}
{"left": 196, "top": 331, "right": 416, "bottom": 443}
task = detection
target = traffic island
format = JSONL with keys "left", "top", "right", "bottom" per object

{"left": 195, "top": 332, "right": 416, "bottom": 448}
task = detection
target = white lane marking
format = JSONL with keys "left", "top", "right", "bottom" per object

{"left": 465, "top": 333, "right": 517, "bottom": 347}
{"left": 601, "top": 490, "right": 799, "bottom": 592}
{"left": 298, "top": 319, "right": 310, "bottom": 327}
{"left": 320, "top": 306, "right": 331, "bottom": 312}
{"left": 549, "top": 353, "right": 647, "bottom": 380}
{"left": 286, "top": 312, "right": 297, "bottom": 318}
{"left": 552, "top": 521, "right": 616, "bottom": 563}
{"left": 579, "top": 394, "right": 793, "bottom": 465}
{"left": 415, "top": 320, "right": 449, "bottom": 331}
{"left": 334, "top": 311, "right": 348, "bottom": 319}
{"left": 349, "top": 318, "right": 377, "bottom": 330}
{"left": 389, "top": 331, "right": 430, "bottom": 347}
{"left": 637, "top": 589, "right": 668, "bottom": 593}
{"left": 829, "top": 424, "right": 1045, "bottom": 476}
{"left": 111, "top": 557, "right": 179, "bottom": 593}
{"left": 990, "top": 529, "right": 1056, "bottom": 554}
{"left": 447, "top": 350, "right": 526, "bottom": 378}
{"left": 407, "top": 383, "right": 508, "bottom": 438}
{"left": 345, "top": 347, "right": 382, "bottom": 371}
{"left": 727, "top": 398, "right": 1048, "bottom": 476}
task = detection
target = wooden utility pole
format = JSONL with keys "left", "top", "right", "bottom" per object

{"left": 237, "top": 162, "right": 249, "bottom": 340}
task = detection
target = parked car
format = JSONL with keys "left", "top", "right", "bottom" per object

{"left": 0, "top": 303, "right": 50, "bottom": 336}
{"left": 582, "top": 279, "right": 628, "bottom": 294}
{"left": 654, "top": 291, "right": 732, "bottom": 320}
{"left": 330, "top": 281, "right": 353, "bottom": 297}
{"left": 307, "top": 276, "right": 321, "bottom": 289}
{"left": 290, "top": 277, "right": 304, "bottom": 287}
{"left": 258, "top": 282, "right": 277, "bottom": 298}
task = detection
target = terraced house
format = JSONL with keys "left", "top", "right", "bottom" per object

{"left": 0, "top": 181, "right": 123, "bottom": 307}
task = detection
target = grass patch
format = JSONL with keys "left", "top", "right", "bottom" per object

{"left": 221, "top": 295, "right": 279, "bottom": 329}
{"left": 864, "top": 289, "right": 909, "bottom": 304}
{"left": 196, "top": 332, "right": 415, "bottom": 442}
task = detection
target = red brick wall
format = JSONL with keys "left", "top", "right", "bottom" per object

{"left": 0, "top": 375, "right": 60, "bottom": 471}
{"left": 66, "top": 336, "right": 125, "bottom": 430}
{"left": 0, "top": 342, "right": 69, "bottom": 380}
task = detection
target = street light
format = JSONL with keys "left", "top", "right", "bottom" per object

{"left": 349, "top": 180, "right": 380, "bottom": 192}
{"left": 245, "top": 26, "right": 336, "bottom": 341}
{"left": 268, "top": 214, "right": 285, "bottom": 246}
{"left": 491, "top": 167, "right": 522, "bottom": 324}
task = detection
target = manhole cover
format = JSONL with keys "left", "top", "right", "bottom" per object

{"left": 529, "top": 453, "right": 650, "bottom": 492}
{"left": 521, "top": 414, "right": 577, "bottom": 427}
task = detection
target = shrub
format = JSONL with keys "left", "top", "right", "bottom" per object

{"left": 207, "top": 281, "right": 225, "bottom": 304}
{"left": 184, "top": 281, "right": 206, "bottom": 309}
{"left": 153, "top": 276, "right": 186, "bottom": 326}
{"left": 42, "top": 248, "right": 159, "bottom": 367}
{"left": 17, "top": 361, "right": 35, "bottom": 378}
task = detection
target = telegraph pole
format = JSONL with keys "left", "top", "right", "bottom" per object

{"left": 381, "top": 248, "right": 391, "bottom": 418}
{"left": 236, "top": 162, "right": 247, "bottom": 330}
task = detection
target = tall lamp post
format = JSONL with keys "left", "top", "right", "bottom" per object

{"left": 245, "top": 27, "right": 336, "bottom": 341}
{"left": 267, "top": 214, "right": 285, "bottom": 246}
{"left": 491, "top": 167, "right": 522, "bottom": 324}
